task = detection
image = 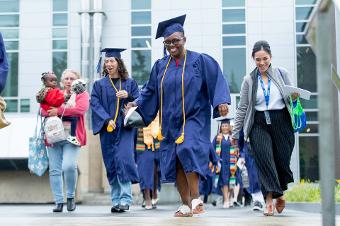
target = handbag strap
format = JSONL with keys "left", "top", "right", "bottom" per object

{"left": 34, "top": 108, "right": 44, "bottom": 138}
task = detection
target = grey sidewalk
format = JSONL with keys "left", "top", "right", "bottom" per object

{"left": 1, "top": 204, "right": 340, "bottom": 226}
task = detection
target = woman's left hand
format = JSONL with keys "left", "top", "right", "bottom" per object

{"left": 47, "top": 107, "right": 58, "bottom": 116}
{"left": 218, "top": 103, "right": 229, "bottom": 116}
{"left": 291, "top": 92, "right": 299, "bottom": 101}
{"left": 116, "top": 90, "right": 129, "bottom": 99}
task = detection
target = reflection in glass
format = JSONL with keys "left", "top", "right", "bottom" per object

{"left": 20, "top": 99, "right": 30, "bottom": 113}
{"left": 223, "top": 48, "right": 246, "bottom": 93}
{"left": 297, "top": 46, "right": 317, "bottom": 92}
{"left": 300, "top": 95, "right": 317, "bottom": 109}
{"left": 222, "top": 9, "right": 245, "bottom": 22}
{"left": 296, "top": 7, "right": 313, "bottom": 20}
{"left": 223, "top": 36, "right": 245, "bottom": 46}
{"left": 296, "top": 0, "right": 317, "bottom": 5}
{"left": 0, "top": 29, "right": 19, "bottom": 39}
{"left": 4, "top": 99, "right": 18, "bottom": 112}
{"left": 53, "top": 0, "right": 68, "bottom": 11}
{"left": 132, "top": 38, "right": 151, "bottom": 48}
{"left": 53, "top": 40, "right": 67, "bottom": 49}
{"left": 299, "top": 136, "right": 319, "bottom": 181}
{"left": 53, "top": 52, "right": 68, "bottom": 80}
{"left": 296, "top": 22, "right": 307, "bottom": 32}
{"left": 131, "top": 12, "right": 151, "bottom": 24}
{"left": 0, "top": 15, "right": 19, "bottom": 27}
{"left": 222, "top": 0, "right": 245, "bottom": 7}
{"left": 132, "top": 50, "right": 151, "bottom": 85}
{"left": 131, "top": 0, "right": 151, "bottom": 10}
{"left": 131, "top": 26, "right": 151, "bottom": 36}
{"left": 305, "top": 111, "right": 318, "bottom": 121}
{"left": 53, "top": 14, "right": 68, "bottom": 26}
{"left": 53, "top": 28, "right": 67, "bottom": 38}
{"left": 223, "top": 24, "right": 245, "bottom": 34}
{"left": 4, "top": 41, "right": 18, "bottom": 50}
{"left": 0, "top": 0, "right": 19, "bottom": 12}
{"left": 1, "top": 52, "right": 18, "bottom": 97}
{"left": 296, "top": 34, "right": 308, "bottom": 44}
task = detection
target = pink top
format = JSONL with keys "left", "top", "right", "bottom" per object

{"left": 41, "top": 91, "right": 90, "bottom": 146}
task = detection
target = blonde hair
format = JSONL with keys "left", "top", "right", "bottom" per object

{"left": 61, "top": 69, "right": 81, "bottom": 81}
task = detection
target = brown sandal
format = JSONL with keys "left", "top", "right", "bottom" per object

{"left": 276, "top": 198, "right": 285, "bottom": 213}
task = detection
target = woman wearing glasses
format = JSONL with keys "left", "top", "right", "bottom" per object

{"left": 90, "top": 48, "right": 139, "bottom": 213}
{"left": 127, "top": 15, "right": 231, "bottom": 217}
{"left": 42, "top": 69, "right": 90, "bottom": 212}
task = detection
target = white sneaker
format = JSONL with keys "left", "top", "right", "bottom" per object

{"left": 253, "top": 201, "right": 264, "bottom": 211}
{"left": 223, "top": 201, "right": 230, "bottom": 209}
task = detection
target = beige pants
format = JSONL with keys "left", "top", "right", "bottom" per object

{"left": 0, "top": 96, "right": 10, "bottom": 129}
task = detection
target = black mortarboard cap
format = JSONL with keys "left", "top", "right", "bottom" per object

{"left": 216, "top": 116, "right": 233, "bottom": 124}
{"left": 155, "top": 14, "right": 186, "bottom": 39}
{"left": 96, "top": 48, "right": 126, "bottom": 73}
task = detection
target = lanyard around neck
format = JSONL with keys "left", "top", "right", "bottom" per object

{"left": 258, "top": 72, "right": 271, "bottom": 108}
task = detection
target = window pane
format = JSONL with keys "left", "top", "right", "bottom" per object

{"left": 223, "top": 36, "right": 245, "bottom": 46}
{"left": 296, "top": 0, "right": 317, "bottom": 5}
{"left": 131, "top": 0, "right": 151, "bottom": 9}
{"left": 53, "top": 40, "right": 67, "bottom": 49}
{"left": 222, "top": 0, "right": 245, "bottom": 7}
{"left": 223, "top": 24, "right": 245, "bottom": 34}
{"left": 305, "top": 111, "right": 318, "bottom": 121}
{"left": 1, "top": 52, "right": 18, "bottom": 97}
{"left": 222, "top": 9, "right": 245, "bottom": 22}
{"left": 132, "top": 50, "right": 151, "bottom": 85}
{"left": 300, "top": 123, "right": 318, "bottom": 134}
{"left": 131, "top": 26, "right": 151, "bottom": 36}
{"left": 0, "top": 15, "right": 19, "bottom": 27}
{"left": 53, "top": 51, "right": 68, "bottom": 80}
{"left": 297, "top": 46, "right": 317, "bottom": 92}
{"left": 296, "top": 22, "right": 307, "bottom": 32}
{"left": 0, "top": 29, "right": 19, "bottom": 39}
{"left": 300, "top": 95, "right": 317, "bottom": 109}
{"left": 299, "top": 136, "right": 319, "bottom": 181}
{"left": 223, "top": 48, "right": 246, "bottom": 93}
{"left": 4, "top": 41, "right": 18, "bottom": 50}
{"left": 132, "top": 38, "right": 151, "bottom": 48}
{"left": 0, "top": 0, "right": 19, "bottom": 12}
{"left": 53, "top": 28, "right": 67, "bottom": 38}
{"left": 131, "top": 12, "right": 151, "bottom": 24}
{"left": 296, "top": 34, "right": 308, "bottom": 44}
{"left": 53, "top": 13, "right": 68, "bottom": 26}
{"left": 20, "top": 99, "right": 30, "bottom": 113}
{"left": 5, "top": 99, "right": 18, "bottom": 112}
{"left": 296, "top": 7, "right": 313, "bottom": 20}
{"left": 53, "top": 0, "right": 68, "bottom": 11}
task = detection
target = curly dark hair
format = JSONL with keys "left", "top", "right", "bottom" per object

{"left": 101, "top": 57, "right": 129, "bottom": 79}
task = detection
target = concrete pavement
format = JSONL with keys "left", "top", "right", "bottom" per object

{"left": 1, "top": 204, "right": 339, "bottom": 226}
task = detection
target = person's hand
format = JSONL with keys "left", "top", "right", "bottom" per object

{"left": 291, "top": 92, "right": 299, "bottom": 101}
{"left": 218, "top": 103, "right": 229, "bottom": 116}
{"left": 107, "top": 119, "right": 116, "bottom": 130}
{"left": 231, "top": 138, "right": 238, "bottom": 146}
{"left": 124, "top": 102, "right": 137, "bottom": 116}
{"left": 47, "top": 107, "right": 58, "bottom": 117}
{"left": 116, "top": 90, "right": 129, "bottom": 99}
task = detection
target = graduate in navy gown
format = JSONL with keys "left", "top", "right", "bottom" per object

{"left": 126, "top": 15, "right": 231, "bottom": 217}
{"left": 90, "top": 48, "right": 139, "bottom": 213}
{"left": 135, "top": 115, "right": 161, "bottom": 210}
{"left": 0, "top": 32, "right": 8, "bottom": 93}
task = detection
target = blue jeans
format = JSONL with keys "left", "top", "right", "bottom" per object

{"left": 110, "top": 176, "right": 132, "bottom": 206}
{"left": 48, "top": 141, "right": 80, "bottom": 204}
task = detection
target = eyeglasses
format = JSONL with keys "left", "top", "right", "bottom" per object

{"left": 163, "top": 37, "right": 184, "bottom": 47}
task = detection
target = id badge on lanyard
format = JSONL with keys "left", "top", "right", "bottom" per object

{"left": 259, "top": 74, "right": 271, "bottom": 125}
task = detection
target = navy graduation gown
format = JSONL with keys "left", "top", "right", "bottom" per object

{"left": 90, "top": 76, "right": 139, "bottom": 184}
{"left": 136, "top": 50, "right": 231, "bottom": 183}
{"left": 0, "top": 32, "right": 9, "bottom": 93}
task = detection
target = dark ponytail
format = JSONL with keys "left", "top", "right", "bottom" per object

{"left": 252, "top": 40, "right": 271, "bottom": 58}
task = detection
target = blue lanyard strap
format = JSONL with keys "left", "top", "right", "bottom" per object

{"left": 258, "top": 73, "right": 271, "bottom": 108}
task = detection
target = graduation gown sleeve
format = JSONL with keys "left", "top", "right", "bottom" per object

{"left": 135, "top": 60, "right": 160, "bottom": 125}
{"left": 199, "top": 54, "right": 231, "bottom": 118}
{"left": 90, "top": 80, "right": 111, "bottom": 135}
{"left": 0, "top": 33, "right": 9, "bottom": 93}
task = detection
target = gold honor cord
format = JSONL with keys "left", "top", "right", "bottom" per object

{"left": 157, "top": 50, "right": 187, "bottom": 144}
{"left": 107, "top": 78, "right": 122, "bottom": 132}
